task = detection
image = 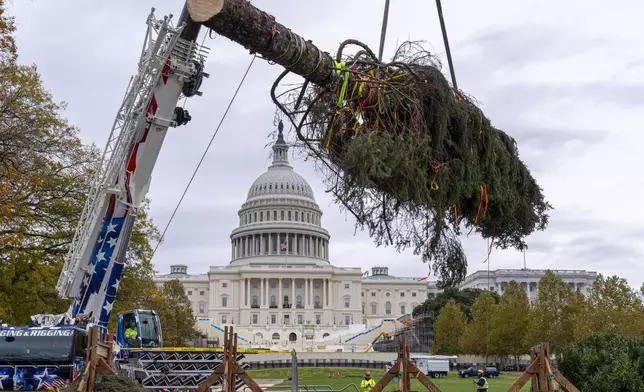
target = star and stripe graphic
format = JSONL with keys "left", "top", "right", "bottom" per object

{"left": 70, "top": 56, "right": 173, "bottom": 327}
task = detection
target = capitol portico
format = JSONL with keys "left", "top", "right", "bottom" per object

{"left": 155, "top": 123, "right": 428, "bottom": 347}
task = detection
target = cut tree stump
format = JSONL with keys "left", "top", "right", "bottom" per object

{"left": 507, "top": 342, "right": 579, "bottom": 392}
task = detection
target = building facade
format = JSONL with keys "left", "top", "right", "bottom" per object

{"left": 154, "top": 125, "right": 427, "bottom": 346}
{"left": 456, "top": 268, "right": 598, "bottom": 302}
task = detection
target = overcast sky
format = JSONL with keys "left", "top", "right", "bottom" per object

{"left": 8, "top": 0, "right": 644, "bottom": 287}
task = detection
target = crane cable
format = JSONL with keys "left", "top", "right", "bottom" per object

{"left": 150, "top": 54, "right": 257, "bottom": 261}
{"left": 435, "top": 0, "right": 458, "bottom": 90}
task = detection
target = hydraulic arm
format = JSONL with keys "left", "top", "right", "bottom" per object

{"left": 52, "top": 7, "right": 207, "bottom": 329}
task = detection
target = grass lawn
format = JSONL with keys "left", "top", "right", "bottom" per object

{"left": 248, "top": 367, "right": 531, "bottom": 391}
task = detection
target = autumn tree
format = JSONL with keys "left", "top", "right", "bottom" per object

{"left": 525, "top": 271, "right": 582, "bottom": 352}
{"left": 0, "top": 1, "right": 164, "bottom": 329}
{"left": 490, "top": 280, "right": 530, "bottom": 364}
{"left": 151, "top": 280, "right": 201, "bottom": 347}
{"left": 578, "top": 274, "right": 644, "bottom": 338}
{"left": 460, "top": 291, "right": 497, "bottom": 363}
{"left": 432, "top": 299, "right": 467, "bottom": 355}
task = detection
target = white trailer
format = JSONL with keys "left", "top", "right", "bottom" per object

{"left": 411, "top": 354, "right": 458, "bottom": 378}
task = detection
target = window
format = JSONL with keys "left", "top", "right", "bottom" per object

{"left": 273, "top": 211, "right": 277, "bottom": 220}
{"left": 260, "top": 211, "right": 264, "bottom": 221}
{"left": 401, "top": 305, "right": 406, "bottom": 314}
{"left": 386, "top": 292, "right": 390, "bottom": 297}
{"left": 314, "top": 283, "right": 320, "bottom": 289}
{"left": 284, "top": 315, "right": 290, "bottom": 325}
{"left": 344, "top": 283, "right": 350, "bottom": 289}
{"left": 315, "top": 296, "right": 321, "bottom": 308}
{"left": 199, "top": 301, "right": 205, "bottom": 314}
{"left": 187, "top": 290, "right": 192, "bottom": 295}
{"left": 271, "top": 282, "right": 277, "bottom": 289}
{"left": 345, "top": 316, "right": 351, "bottom": 325}
{"left": 301, "top": 213, "right": 305, "bottom": 222}
{"left": 283, "top": 282, "right": 289, "bottom": 289}
{"left": 253, "top": 212, "right": 257, "bottom": 222}
{"left": 200, "top": 291, "right": 205, "bottom": 296}
{"left": 400, "top": 292, "right": 405, "bottom": 297}
{"left": 361, "top": 292, "right": 364, "bottom": 297}
{"left": 222, "top": 282, "right": 228, "bottom": 288}
{"left": 222, "top": 296, "right": 228, "bottom": 307}
{"left": 272, "top": 333, "right": 280, "bottom": 340}
{"left": 297, "top": 295, "right": 303, "bottom": 307}
{"left": 362, "top": 303, "right": 365, "bottom": 313}
{"left": 252, "top": 282, "right": 258, "bottom": 289}
{"left": 288, "top": 211, "right": 292, "bottom": 220}
{"left": 371, "top": 303, "right": 377, "bottom": 314}
{"left": 295, "top": 211, "right": 299, "bottom": 221}
{"left": 298, "top": 314, "right": 303, "bottom": 325}
{"left": 412, "top": 292, "right": 417, "bottom": 297}
{"left": 271, "top": 295, "right": 277, "bottom": 307}
{"left": 252, "top": 314, "right": 258, "bottom": 324}
{"left": 315, "top": 314, "right": 321, "bottom": 325}
{"left": 252, "top": 295, "right": 258, "bottom": 307}
{"left": 221, "top": 315, "right": 227, "bottom": 324}
{"left": 296, "top": 282, "right": 303, "bottom": 289}
{"left": 371, "top": 292, "right": 376, "bottom": 297}
{"left": 344, "top": 298, "right": 350, "bottom": 308}
{"left": 307, "top": 213, "right": 310, "bottom": 223}
{"left": 271, "top": 314, "right": 276, "bottom": 324}
{"left": 281, "top": 211, "right": 285, "bottom": 220}
{"left": 385, "top": 301, "right": 392, "bottom": 315}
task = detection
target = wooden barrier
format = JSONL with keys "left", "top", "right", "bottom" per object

{"left": 507, "top": 342, "right": 579, "bottom": 392}
{"left": 371, "top": 338, "right": 442, "bottom": 392}
{"left": 77, "top": 327, "right": 116, "bottom": 392}
{"left": 196, "top": 326, "right": 264, "bottom": 392}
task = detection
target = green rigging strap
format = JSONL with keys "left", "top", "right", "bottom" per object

{"left": 333, "top": 60, "right": 350, "bottom": 108}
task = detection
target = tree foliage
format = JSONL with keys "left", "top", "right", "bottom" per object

{"left": 525, "top": 271, "right": 581, "bottom": 352}
{"left": 152, "top": 280, "right": 201, "bottom": 347}
{"left": 490, "top": 280, "right": 530, "bottom": 361}
{"left": 459, "top": 291, "right": 496, "bottom": 361}
{"left": 557, "top": 334, "right": 644, "bottom": 392}
{"left": 432, "top": 299, "right": 466, "bottom": 355}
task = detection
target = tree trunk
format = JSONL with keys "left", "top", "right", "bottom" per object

{"left": 187, "top": 0, "right": 336, "bottom": 86}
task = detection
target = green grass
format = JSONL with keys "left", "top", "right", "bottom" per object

{"left": 248, "top": 367, "right": 531, "bottom": 391}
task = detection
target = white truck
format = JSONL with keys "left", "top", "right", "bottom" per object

{"left": 411, "top": 354, "right": 458, "bottom": 378}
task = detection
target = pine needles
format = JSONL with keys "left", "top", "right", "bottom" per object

{"left": 271, "top": 40, "right": 552, "bottom": 287}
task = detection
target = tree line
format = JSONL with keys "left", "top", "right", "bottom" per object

{"left": 424, "top": 270, "right": 644, "bottom": 364}
{"left": 0, "top": 1, "right": 199, "bottom": 346}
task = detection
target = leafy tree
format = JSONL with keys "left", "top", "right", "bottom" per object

{"left": 414, "top": 287, "right": 499, "bottom": 320}
{"left": 490, "top": 280, "right": 530, "bottom": 363}
{"left": 460, "top": 291, "right": 497, "bottom": 363}
{"left": 525, "top": 271, "right": 581, "bottom": 352}
{"left": 151, "top": 280, "right": 200, "bottom": 346}
{"left": 432, "top": 299, "right": 466, "bottom": 354}
{"left": 578, "top": 274, "right": 644, "bottom": 338}
{"left": 0, "top": 2, "right": 163, "bottom": 329}
{"left": 557, "top": 334, "right": 644, "bottom": 392}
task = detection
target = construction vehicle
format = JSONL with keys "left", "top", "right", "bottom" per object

{"left": 0, "top": 6, "right": 252, "bottom": 390}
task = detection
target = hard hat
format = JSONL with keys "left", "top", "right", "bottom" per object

{"left": 477, "top": 369, "right": 484, "bottom": 374}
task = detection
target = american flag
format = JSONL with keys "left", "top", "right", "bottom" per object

{"left": 41, "top": 378, "right": 69, "bottom": 390}
{"left": 70, "top": 59, "right": 171, "bottom": 327}
{"left": 280, "top": 242, "right": 287, "bottom": 251}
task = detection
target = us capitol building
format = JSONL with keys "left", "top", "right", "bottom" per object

{"left": 154, "top": 124, "right": 599, "bottom": 349}
{"left": 155, "top": 125, "right": 428, "bottom": 348}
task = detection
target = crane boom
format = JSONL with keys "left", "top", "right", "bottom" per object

{"left": 51, "top": 8, "right": 207, "bottom": 329}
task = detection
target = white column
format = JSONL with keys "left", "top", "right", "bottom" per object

{"left": 279, "top": 278, "right": 283, "bottom": 307}
{"left": 246, "top": 278, "right": 250, "bottom": 307}
{"left": 269, "top": 233, "right": 272, "bottom": 254}
{"left": 260, "top": 278, "right": 264, "bottom": 306}
{"left": 310, "top": 278, "right": 313, "bottom": 306}
{"left": 286, "top": 233, "right": 290, "bottom": 255}
{"left": 323, "top": 278, "right": 327, "bottom": 308}
{"left": 305, "top": 278, "right": 309, "bottom": 306}
{"left": 291, "top": 278, "right": 295, "bottom": 307}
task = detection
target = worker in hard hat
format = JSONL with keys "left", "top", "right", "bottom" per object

{"left": 361, "top": 371, "right": 376, "bottom": 392}
{"left": 473, "top": 369, "right": 489, "bottom": 391}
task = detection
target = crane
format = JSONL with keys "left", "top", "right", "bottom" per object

{"left": 0, "top": 7, "right": 235, "bottom": 391}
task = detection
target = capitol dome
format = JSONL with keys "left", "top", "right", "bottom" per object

{"left": 229, "top": 122, "right": 330, "bottom": 266}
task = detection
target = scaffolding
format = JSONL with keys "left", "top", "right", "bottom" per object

{"left": 373, "top": 312, "right": 435, "bottom": 353}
